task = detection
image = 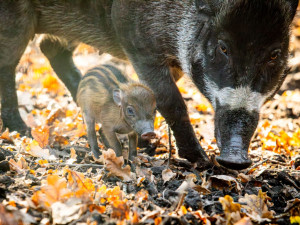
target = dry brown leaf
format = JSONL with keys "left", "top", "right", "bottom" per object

{"left": 25, "top": 114, "right": 38, "bottom": 127}
{"left": 101, "top": 149, "right": 134, "bottom": 182}
{"left": 234, "top": 217, "right": 253, "bottom": 225}
{"left": 219, "top": 195, "right": 242, "bottom": 225}
{"left": 237, "top": 173, "right": 251, "bottom": 183}
{"left": 239, "top": 189, "right": 274, "bottom": 223}
{"left": 208, "top": 175, "right": 242, "bottom": 194}
{"left": 51, "top": 198, "right": 84, "bottom": 225}
{"left": 0, "top": 204, "right": 20, "bottom": 225}
{"left": 25, "top": 140, "right": 50, "bottom": 159}
{"left": 162, "top": 168, "right": 176, "bottom": 183}
{"left": 66, "top": 148, "right": 77, "bottom": 164}
{"left": 8, "top": 157, "right": 29, "bottom": 174}
{"left": 111, "top": 200, "right": 130, "bottom": 220}
{"left": 176, "top": 174, "right": 211, "bottom": 195}
{"left": 0, "top": 128, "right": 12, "bottom": 142}
{"left": 70, "top": 148, "right": 77, "bottom": 160}
{"left": 31, "top": 125, "right": 49, "bottom": 148}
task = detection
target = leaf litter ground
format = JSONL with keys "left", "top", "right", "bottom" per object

{"left": 0, "top": 23, "right": 300, "bottom": 225}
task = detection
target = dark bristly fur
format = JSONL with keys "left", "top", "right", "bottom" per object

{"left": 0, "top": 0, "right": 297, "bottom": 169}
{"left": 77, "top": 64, "right": 156, "bottom": 159}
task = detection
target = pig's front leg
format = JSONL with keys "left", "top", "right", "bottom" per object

{"left": 83, "top": 113, "right": 101, "bottom": 159}
{"left": 101, "top": 126, "right": 123, "bottom": 157}
{"left": 128, "top": 132, "right": 138, "bottom": 161}
{"left": 131, "top": 61, "right": 211, "bottom": 168}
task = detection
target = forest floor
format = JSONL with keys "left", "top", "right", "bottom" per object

{"left": 0, "top": 17, "right": 300, "bottom": 225}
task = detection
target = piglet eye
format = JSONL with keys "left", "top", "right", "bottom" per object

{"left": 126, "top": 106, "right": 135, "bottom": 117}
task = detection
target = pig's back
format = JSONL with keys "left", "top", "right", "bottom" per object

{"left": 77, "top": 64, "right": 128, "bottom": 117}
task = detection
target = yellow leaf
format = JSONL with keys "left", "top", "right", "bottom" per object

{"left": 290, "top": 216, "right": 300, "bottom": 224}
{"left": 42, "top": 74, "right": 61, "bottom": 93}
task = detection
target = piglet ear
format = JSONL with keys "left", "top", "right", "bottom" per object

{"left": 286, "top": 0, "right": 298, "bottom": 21}
{"left": 113, "top": 89, "right": 122, "bottom": 106}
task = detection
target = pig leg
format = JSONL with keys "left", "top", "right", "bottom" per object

{"left": 98, "top": 127, "right": 110, "bottom": 149}
{"left": 128, "top": 132, "right": 138, "bottom": 161}
{"left": 137, "top": 66, "right": 183, "bottom": 149}
{"left": 83, "top": 113, "right": 101, "bottom": 158}
{"left": 0, "top": 66, "right": 29, "bottom": 134}
{"left": 130, "top": 61, "right": 211, "bottom": 168}
{"left": 40, "top": 35, "right": 81, "bottom": 100}
{"left": 101, "top": 126, "right": 122, "bottom": 157}
{"left": 0, "top": 4, "right": 34, "bottom": 135}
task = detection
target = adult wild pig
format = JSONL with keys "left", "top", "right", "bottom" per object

{"left": 77, "top": 64, "right": 156, "bottom": 160}
{"left": 0, "top": 0, "right": 297, "bottom": 169}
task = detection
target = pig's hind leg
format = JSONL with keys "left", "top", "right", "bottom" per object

{"left": 83, "top": 112, "right": 101, "bottom": 159}
{"left": 40, "top": 35, "right": 81, "bottom": 100}
{"left": 0, "top": 2, "right": 35, "bottom": 135}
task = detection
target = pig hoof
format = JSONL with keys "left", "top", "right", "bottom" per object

{"left": 216, "top": 149, "right": 252, "bottom": 170}
{"left": 196, "top": 157, "right": 213, "bottom": 170}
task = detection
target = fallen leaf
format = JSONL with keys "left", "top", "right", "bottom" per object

{"left": 0, "top": 129, "right": 12, "bottom": 142}
{"left": 176, "top": 174, "right": 210, "bottom": 195}
{"left": 207, "top": 175, "right": 242, "bottom": 194}
{"left": 219, "top": 195, "right": 242, "bottom": 225}
{"left": 162, "top": 168, "right": 176, "bottom": 183}
{"left": 239, "top": 189, "right": 274, "bottom": 223}
{"left": 8, "top": 157, "right": 29, "bottom": 174}
{"left": 25, "top": 140, "right": 51, "bottom": 159}
{"left": 51, "top": 198, "right": 84, "bottom": 224}
{"left": 101, "top": 149, "right": 134, "bottom": 182}
{"left": 31, "top": 125, "right": 50, "bottom": 148}
{"left": 42, "top": 73, "right": 61, "bottom": 93}
{"left": 111, "top": 200, "right": 130, "bottom": 220}
{"left": 234, "top": 217, "right": 253, "bottom": 225}
{"left": 0, "top": 204, "right": 20, "bottom": 225}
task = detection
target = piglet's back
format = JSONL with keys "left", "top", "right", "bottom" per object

{"left": 77, "top": 64, "right": 130, "bottom": 116}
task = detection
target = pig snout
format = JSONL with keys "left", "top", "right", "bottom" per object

{"left": 141, "top": 131, "right": 156, "bottom": 140}
{"left": 214, "top": 108, "right": 259, "bottom": 170}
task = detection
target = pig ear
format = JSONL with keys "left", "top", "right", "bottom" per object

{"left": 286, "top": 0, "right": 298, "bottom": 21}
{"left": 200, "top": 0, "right": 222, "bottom": 14}
{"left": 113, "top": 89, "right": 122, "bottom": 106}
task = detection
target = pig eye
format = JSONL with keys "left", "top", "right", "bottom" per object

{"left": 218, "top": 41, "right": 228, "bottom": 56}
{"left": 126, "top": 106, "right": 135, "bottom": 117}
{"left": 270, "top": 49, "right": 281, "bottom": 61}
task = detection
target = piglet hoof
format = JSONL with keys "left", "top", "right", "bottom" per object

{"left": 92, "top": 149, "right": 102, "bottom": 160}
{"left": 125, "top": 159, "right": 136, "bottom": 173}
{"left": 216, "top": 148, "right": 252, "bottom": 170}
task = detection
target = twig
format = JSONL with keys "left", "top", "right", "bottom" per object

{"left": 175, "top": 192, "right": 187, "bottom": 212}
{"left": 62, "top": 146, "right": 90, "bottom": 153}
{"left": 47, "top": 163, "right": 103, "bottom": 168}
{"left": 246, "top": 159, "right": 268, "bottom": 174}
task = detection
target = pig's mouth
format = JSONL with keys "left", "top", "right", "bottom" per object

{"left": 216, "top": 134, "right": 252, "bottom": 170}
{"left": 214, "top": 108, "right": 259, "bottom": 170}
